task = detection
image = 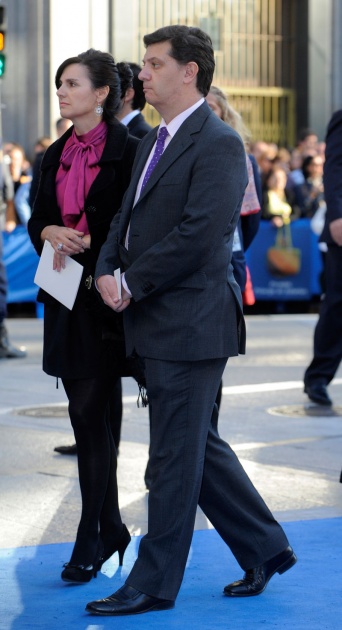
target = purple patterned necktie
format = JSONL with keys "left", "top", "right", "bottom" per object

{"left": 140, "top": 126, "right": 169, "bottom": 192}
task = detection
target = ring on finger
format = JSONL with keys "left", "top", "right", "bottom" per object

{"left": 57, "top": 242, "right": 64, "bottom": 251}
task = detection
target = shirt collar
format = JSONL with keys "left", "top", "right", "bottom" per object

{"left": 159, "top": 98, "right": 205, "bottom": 139}
{"left": 120, "top": 110, "right": 141, "bottom": 126}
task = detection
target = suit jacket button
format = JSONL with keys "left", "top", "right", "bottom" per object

{"left": 86, "top": 205, "right": 97, "bottom": 213}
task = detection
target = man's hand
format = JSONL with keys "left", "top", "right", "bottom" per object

{"left": 97, "top": 274, "right": 131, "bottom": 312}
{"left": 329, "top": 218, "right": 342, "bottom": 245}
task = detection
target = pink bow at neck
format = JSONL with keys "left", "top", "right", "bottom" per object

{"left": 56, "top": 121, "right": 107, "bottom": 232}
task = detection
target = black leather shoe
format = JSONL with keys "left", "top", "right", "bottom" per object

{"left": 54, "top": 444, "right": 77, "bottom": 455}
{"left": 304, "top": 383, "right": 332, "bottom": 406}
{"left": 86, "top": 584, "right": 174, "bottom": 616}
{"left": 224, "top": 546, "right": 297, "bottom": 597}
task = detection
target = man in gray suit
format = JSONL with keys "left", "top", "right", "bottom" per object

{"left": 86, "top": 25, "right": 296, "bottom": 617}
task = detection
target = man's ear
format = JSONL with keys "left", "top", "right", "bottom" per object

{"left": 123, "top": 86, "right": 135, "bottom": 104}
{"left": 184, "top": 62, "right": 199, "bottom": 84}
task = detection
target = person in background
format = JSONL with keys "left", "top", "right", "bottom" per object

{"left": 33, "top": 137, "right": 52, "bottom": 155}
{"left": 0, "top": 157, "right": 27, "bottom": 358}
{"left": 304, "top": 110, "right": 342, "bottom": 407}
{"left": 285, "top": 147, "right": 306, "bottom": 192}
{"left": 55, "top": 117, "right": 73, "bottom": 139}
{"left": 29, "top": 120, "right": 72, "bottom": 211}
{"left": 116, "top": 61, "right": 152, "bottom": 138}
{"left": 262, "top": 165, "right": 294, "bottom": 227}
{"left": 86, "top": 24, "right": 296, "bottom": 617}
{"left": 249, "top": 140, "right": 275, "bottom": 190}
{"left": 292, "top": 154, "right": 325, "bottom": 218}
{"left": 272, "top": 147, "right": 292, "bottom": 174}
{"left": 286, "top": 128, "right": 318, "bottom": 193}
{"left": 296, "top": 127, "right": 318, "bottom": 157}
{"left": 28, "top": 48, "right": 140, "bottom": 583}
{"left": 205, "top": 86, "right": 261, "bottom": 300}
{"left": 205, "top": 86, "right": 261, "bottom": 409}
{"left": 6, "top": 144, "right": 32, "bottom": 230}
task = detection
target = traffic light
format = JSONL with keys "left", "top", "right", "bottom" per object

{"left": 0, "top": 53, "right": 5, "bottom": 77}
{"left": 0, "top": 5, "right": 5, "bottom": 77}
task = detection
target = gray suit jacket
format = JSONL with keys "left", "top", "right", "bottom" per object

{"left": 96, "top": 101, "right": 248, "bottom": 361}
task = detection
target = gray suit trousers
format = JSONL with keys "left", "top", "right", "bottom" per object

{"left": 125, "top": 357, "right": 289, "bottom": 600}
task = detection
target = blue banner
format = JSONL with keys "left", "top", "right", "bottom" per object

{"left": 245, "top": 219, "right": 323, "bottom": 300}
{"left": 2, "top": 226, "right": 39, "bottom": 303}
{"left": 2, "top": 220, "right": 323, "bottom": 307}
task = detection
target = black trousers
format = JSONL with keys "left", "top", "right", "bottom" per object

{"left": 62, "top": 366, "right": 123, "bottom": 566}
{"left": 304, "top": 246, "right": 342, "bottom": 386}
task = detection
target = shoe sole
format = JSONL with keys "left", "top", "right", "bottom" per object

{"left": 62, "top": 577, "right": 93, "bottom": 584}
{"left": 86, "top": 601, "right": 175, "bottom": 616}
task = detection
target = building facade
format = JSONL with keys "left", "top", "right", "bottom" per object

{"left": 1, "top": 0, "right": 341, "bottom": 160}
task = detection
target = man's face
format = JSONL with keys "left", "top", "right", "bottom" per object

{"left": 138, "top": 41, "right": 188, "bottom": 115}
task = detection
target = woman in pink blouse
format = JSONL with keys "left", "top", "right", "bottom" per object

{"left": 28, "top": 49, "right": 140, "bottom": 583}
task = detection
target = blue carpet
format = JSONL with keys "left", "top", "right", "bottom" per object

{"left": 0, "top": 519, "right": 341, "bottom": 630}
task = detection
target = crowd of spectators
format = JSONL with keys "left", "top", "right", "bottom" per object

{"left": 2, "top": 124, "right": 326, "bottom": 237}
{"left": 250, "top": 128, "right": 326, "bottom": 231}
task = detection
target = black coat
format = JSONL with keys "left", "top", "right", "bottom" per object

{"left": 28, "top": 121, "right": 139, "bottom": 379}
{"left": 321, "top": 109, "right": 342, "bottom": 245}
{"left": 127, "top": 112, "right": 153, "bottom": 139}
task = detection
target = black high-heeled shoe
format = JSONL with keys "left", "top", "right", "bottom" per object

{"left": 61, "top": 540, "right": 104, "bottom": 584}
{"left": 100, "top": 524, "right": 131, "bottom": 567}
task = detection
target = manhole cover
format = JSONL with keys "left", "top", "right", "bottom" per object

{"left": 268, "top": 405, "right": 342, "bottom": 418}
{"left": 14, "top": 404, "right": 69, "bottom": 418}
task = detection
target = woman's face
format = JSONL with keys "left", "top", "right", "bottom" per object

{"left": 271, "top": 168, "right": 287, "bottom": 190}
{"left": 205, "top": 92, "right": 223, "bottom": 120}
{"left": 308, "top": 157, "right": 324, "bottom": 177}
{"left": 56, "top": 63, "right": 99, "bottom": 124}
{"left": 9, "top": 148, "right": 25, "bottom": 179}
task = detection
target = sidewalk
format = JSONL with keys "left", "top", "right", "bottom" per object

{"left": 0, "top": 315, "right": 341, "bottom": 628}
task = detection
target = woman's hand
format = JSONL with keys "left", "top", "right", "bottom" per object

{"left": 40, "top": 225, "right": 90, "bottom": 271}
{"left": 271, "top": 216, "right": 284, "bottom": 228}
{"left": 5, "top": 220, "right": 17, "bottom": 233}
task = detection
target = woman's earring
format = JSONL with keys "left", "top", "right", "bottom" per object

{"left": 95, "top": 101, "right": 103, "bottom": 116}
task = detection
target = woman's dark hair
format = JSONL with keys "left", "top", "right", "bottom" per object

{"left": 143, "top": 25, "right": 215, "bottom": 97}
{"left": 116, "top": 62, "right": 134, "bottom": 100}
{"left": 55, "top": 49, "right": 121, "bottom": 124}
{"left": 302, "top": 155, "right": 314, "bottom": 179}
